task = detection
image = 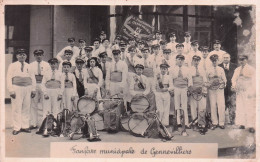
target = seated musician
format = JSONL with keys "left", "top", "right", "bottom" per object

{"left": 58, "top": 49, "right": 76, "bottom": 73}
{"left": 170, "top": 54, "right": 192, "bottom": 128}
{"left": 61, "top": 61, "right": 78, "bottom": 111}
{"left": 42, "top": 58, "right": 64, "bottom": 118}
{"left": 73, "top": 58, "right": 86, "bottom": 98}
{"left": 83, "top": 57, "right": 103, "bottom": 101}
{"left": 189, "top": 55, "right": 207, "bottom": 132}
{"left": 207, "top": 54, "right": 226, "bottom": 130}
{"left": 152, "top": 63, "right": 174, "bottom": 126}
{"left": 129, "top": 64, "right": 152, "bottom": 111}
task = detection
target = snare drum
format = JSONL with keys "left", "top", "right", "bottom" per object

{"left": 130, "top": 96, "right": 150, "bottom": 113}
{"left": 128, "top": 113, "right": 149, "bottom": 137}
{"left": 77, "top": 96, "right": 97, "bottom": 115}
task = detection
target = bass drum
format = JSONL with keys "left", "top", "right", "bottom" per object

{"left": 130, "top": 96, "right": 150, "bottom": 113}
{"left": 128, "top": 113, "right": 149, "bottom": 137}
{"left": 69, "top": 114, "right": 85, "bottom": 140}
{"left": 91, "top": 113, "right": 104, "bottom": 131}
{"left": 77, "top": 96, "right": 97, "bottom": 115}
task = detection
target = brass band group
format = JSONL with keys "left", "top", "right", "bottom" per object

{"left": 7, "top": 30, "right": 256, "bottom": 140}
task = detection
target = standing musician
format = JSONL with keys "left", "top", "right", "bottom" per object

{"left": 207, "top": 54, "right": 226, "bottom": 130}
{"left": 152, "top": 30, "right": 163, "bottom": 45}
{"left": 231, "top": 55, "right": 256, "bottom": 133}
{"left": 161, "top": 49, "right": 175, "bottom": 70}
{"left": 166, "top": 32, "right": 178, "bottom": 55}
{"left": 189, "top": 55, "right": 207, "bottom": 126}
{"left": 84, "top": 57, "right": 103, "bottom": 100}
{"left": 106, "top": 49, "right": 128, "bottom": 99}
{"left": 119, "top": 41, "right": 127, "bottom": 61}
{"left": 42, "top": 58, "right": 64, "bottom": 118}
{"left": 91, "top": 38, "right": 101, "bottom": 58}
{"left": 84, "top": 46, "right": 94, "bottom": 62}
{"left": 183, "top": 31, "right": 192, "bottom": 55}
{"left": 151, "top": 44, "right": 163, "bottom": 74}
{"left": 58, "top": 49, "right": 76, "bottom": 73}
{"left": 146, "top": 37, "right": 153, "bottom": 52}
{"left": 99, "top": 52, "right": 111, "bottom": 98}
{"left": 98, "top": 39, "right": 113, "bottom": 61}
{"left": 29, "top": 49, "right": 51, "bottom": 129}
{"left": 152, "top": 63, "right": 174, "bottom": 126}
{"left": 208, "top": 40, "right": 226, "bottom": 65}
{"left": 174, "top": 43, "right": 190, "bottom": 67}
{"left": 77, "top": 39, "right": 87, "bottom": 60}
{"left": 170, "top": 54, "right": 192, "bottom": 128}
{"left": 73, "top": 58, "right": 87, "bottom": 98}
{"left": 7, "top": 49, "right": 36, "bottom": 135}
{"left": 61, "top": 61, "right": 78, "bottom": 111}
{"left": 56, "top": 37, "right": 80, "bottom": 63}
{"left": 159, "top": 40, "right": 167, "bottom": 56}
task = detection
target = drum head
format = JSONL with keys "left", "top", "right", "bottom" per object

{"left": 128, "top": 113, "right": 149, "bottom": 137}
{"left": 70, "top": 115, "right": 85, "bottom": 133}
{"left": 77, "top": 97, "right": 96, "bottom": 115}
{"left": 91, "top": 113, "right": 104, "bottom": 131}
{"left": 120, "top": 114, "right": 131, "bottom": 131}
{"left": 131, "top": 96, "right": 150, "bottom": 113}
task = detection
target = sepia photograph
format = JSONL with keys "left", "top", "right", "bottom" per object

{"left": 2, "top": 3, "right": 257, "bottom": 161}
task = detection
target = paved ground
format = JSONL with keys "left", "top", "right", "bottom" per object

{"left": 4, "top": 104, "right": 256, "bottom": 158}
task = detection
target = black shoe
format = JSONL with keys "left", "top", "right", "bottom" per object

{"left": 239, "top": 125, "right": 245, "bottom": 129}
{"left": 29, "top": 126, "right": 38, "bottom": 130}
{"left": 249, "top": 128, "right": 255, "bottom": 133}
{"left": 219, "top": 125, "right": 225, "bottom": 129}
{"left": 177, "top": 124, "right": 182, "bottom": 127}
{"left": 210, "top": 125, "right": 217, "bottom": 130}
{"left": 20, "top": 128, "right": 31, "bottom": 133}
{"left": 12, "top": 130, "right": 20, "bottom": 135}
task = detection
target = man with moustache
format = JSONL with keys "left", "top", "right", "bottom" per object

{"left": 29, "top": 49, "right": 51, "bottom": 129}
{"left": 7, "top": 49, "right": 36, "bottom": 135}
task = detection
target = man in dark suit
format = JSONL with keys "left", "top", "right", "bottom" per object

{"left": 219, "top": 53, "right": 237, "bottom": 124}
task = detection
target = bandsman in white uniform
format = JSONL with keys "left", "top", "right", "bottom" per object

{"left": 159, "top": 40, "right": 167, "bottom": 56}
{"left": 208, "top": 40, "right": 226, "bottom": 65}
{"left": 106, "top": 49, "right": 128, "bottom": 99}
{"left": 91, "top": 38, "right": 101, "bottom": 58}
{"left": 166, "top": 32, "right": 178, "bottom": 55}
{"left": 58, "top": 50, "right": 76, "bottom": 73}
{"left": 152, "top": 63, "right": 173, "bottom": 126}
{"left": 152, "top": 30, "right": 163, "bottom": 45}
{"left": 189, "top": 55, "right": 207, "bottom": 125}
{"left": 29, "top": 49, "right": 51, "bottom": 129}
{"left": 119, "top": 41, "right": 127, "bottom": 61}
{"left": 7, "top": 49, "right": 36, "bottom": 135}
{"left": 174, "top": 43, "right": 191, "bottom": 67}
{"left": 84, "top": 57, "right": 103, "bottom": 100}
{"left": 183, "top": 32, "right": 192, "bottom": 55}
{"left": 161, "top": 49, "right": 175, "bottom": 70}
{"left": 84, "top": 46, "right": 94, "bottom": 62}
{"left": 76, "top": 39, "right": 87, "bottom": 60}
{"left": 170, "top": 54, "right": 192, "bottom": 127}
{"left": 151, "top": 44, "right": 163, "bottom": 73}
{"left": 231, "top": 55, "right": 256, "bottom": 133}
{"left": 56, "top": 37, "right": 80, "bottom": 62}
{"left": 97, "top": 38, "right": 113, "bottom": 61}
{"left": 99, "top": 52, "right": 111, "bottom": 98}
{"left": 42, "top": 58, "right": 64, "bottom": 118}
{"left": 73, "top": 58, "right": 87, "bottom": 98}
{"left": 207, "top": 54, "right": 226, "bottom": 130}
{"left": 61, "top": 61, "right": 78, "bottom": 111}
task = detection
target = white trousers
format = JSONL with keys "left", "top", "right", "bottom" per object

{"left": 30, "top": 84, "right": 43, "bottom": 126}
{"left": 235, "top": 90, "right": 255, "bottom": 128}
{"left": 174, "top": 87, "right": 189, "bottom": 125}
{"left": 208, "top": 89, "right": 225, "bottom": 126}
{"left": 11, "top": 85, "right": 32, "bottom": 131}
{"left": 43, "top": 88, "right": 62, "bottom": 118}
{"left": 63, "top": 88, "right": 76, "bottom": 111}
{"left": 190, "top": 96, "right": 206, "bottom": 120}
{"left": 155, "top": 92, "right": 170, "bottom": 126}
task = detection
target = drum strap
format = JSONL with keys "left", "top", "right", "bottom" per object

{"left": 87, "top": 68, "right": 99, "bottom": 83}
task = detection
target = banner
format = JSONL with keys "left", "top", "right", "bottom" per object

{"left": 118, "top": 15, "right": 154, "bottom": 42}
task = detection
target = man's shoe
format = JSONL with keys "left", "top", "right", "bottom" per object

{"left": 29, "top": 126, "right": 38, "bottom": 130}
{"left": 12, "top": 130, "right": 20, "bottom": 135}
{"left": 210, "top": 125, "right": 217, "bottom": 130}
{"left": 21, "top": 128, "right": 31, "bottom": 133}
{"left": 239, "top": 125, "right": 245, "bottom": 129}
{"left": 249, "top": 128, "right": 255, "bottom": 133}
{"left": 219, "top": 125, "right": 225, "bottom": 129}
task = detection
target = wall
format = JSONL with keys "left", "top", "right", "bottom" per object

{"left": 29, "top": 6, "right": 53, "bottom": 62}
{"left": 53, "top": 6, "right": 91, "bottom": 56}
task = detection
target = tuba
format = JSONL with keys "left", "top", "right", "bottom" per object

{"left": 42, "top": 112, "right": 50, "bottom": 137}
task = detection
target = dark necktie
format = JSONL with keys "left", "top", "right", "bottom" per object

{"left": 195, "top": 66, "right": 200, "bottom": 76}
{"left": 38, "top": 62, "right": 41, "bottom": 75}
{"left": 21, "top": 62, "right": 24, "bottom": 72}
{"left": 51, "top": 70, "right": 55, "bottom": 80}
{"left": 79, "top": 70, "right": 83, "bottom": 82}
{"left": 103, "top": 63, "right": 106, "bottom": 77}
{"left": 65, "top": 73, "right": 69, "bottom": 81}
{"left": 178, "top": 67, "right": 183, "bottom": 78}
{"left": 79, "top": 48, "right": 82, "bottom": 57}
